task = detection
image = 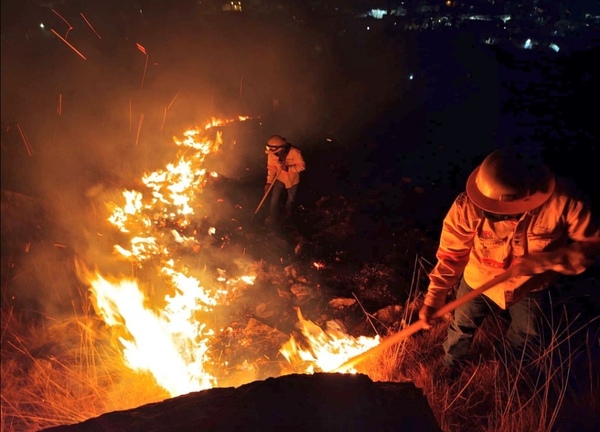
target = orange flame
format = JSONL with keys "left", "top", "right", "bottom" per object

{"left": 280, "top": 309, "right": 380, "bottom": 374}
{"left": 89, "top": 272, "right": 216, "bottom": 395}
{"left": 85, "top": 115, "right": 379, "bottom": 398}
{"left": 86, "top": 118, "right": 253, "bottom": 396}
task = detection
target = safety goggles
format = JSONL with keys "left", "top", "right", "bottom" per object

{"left": 265, "top": 145, "right": 284, "bottom": 152}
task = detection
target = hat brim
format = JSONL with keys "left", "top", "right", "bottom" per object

{"left": 466, "top": 166, "right": 555, "bottom": 214}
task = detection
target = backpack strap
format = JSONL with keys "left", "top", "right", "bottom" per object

{"left": 278, "top": 143, "right": 292, "bottom": 163}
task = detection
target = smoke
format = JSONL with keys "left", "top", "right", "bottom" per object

{"left": 1, "top": 1, "right": 422, "bottom": 318}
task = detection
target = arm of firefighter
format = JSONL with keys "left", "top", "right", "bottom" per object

{"left": 424, "top": 195, "right": 476, "bottom": 309}
{"left": 566, "top": 194, "right": 600, "bottom": 244}
{"left": 563, "top": 185, "right": 600, "bottom": 269}
{"left": 266, "top": 154, "right": 279, "bottom": 184}
{"left": 515, "top": 197, "right": 600, "bottom": 276}
{"left": 286, "top": 149, "right": 306, "bottom": 174}
{"left": 514, "top": 241, "right": 600, "bottom": 276}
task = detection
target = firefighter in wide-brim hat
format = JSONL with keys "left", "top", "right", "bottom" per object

{"left": 419, "top": 147, "right": 600, "bottom": 370}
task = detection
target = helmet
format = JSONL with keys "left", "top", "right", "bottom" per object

{"left": 466, "top": 148, "right": 555, "bottom": 214}
{"left": 265, "top": 135, "right": 287, "bottom": 154}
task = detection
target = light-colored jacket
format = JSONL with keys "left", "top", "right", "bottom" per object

{"left": 425, "top": 179, "right": 600, "bottom": 309}
{"left": 266, "top": 145, "right": 306, "bottom": 189}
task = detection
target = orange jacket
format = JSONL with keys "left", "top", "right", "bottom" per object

{"left": 425, "top": 179, "right": 600, "bottom": 309}
{"left": 266, "top": 145, "right": 305, "bottom": 189}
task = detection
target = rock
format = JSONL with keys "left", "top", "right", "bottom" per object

{"left": 290, "top": 283, "right": 319, "bottom": 304}
{"left": 328, "top": 297, "right": 357, "bottom": 310}
{"left": 374, "top": 305, "right": 404, "bottom": 325}
{"left": 40, "top": 373, "right": 442, "bottom": 432}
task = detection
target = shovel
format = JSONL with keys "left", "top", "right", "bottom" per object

{"left": 332, "top": 267, "right": 518, "bottom": 373}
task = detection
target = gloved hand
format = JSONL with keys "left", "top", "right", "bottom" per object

{"left": 513, "top": 243, "right": 593, "bottom": 277}
{"left": 280, "top": 162, "right": 289, "bottom": 172}
{"left": 418, "top": 304, "right": 440, "bottom": 330}
{"left": 264, "top": 184, "right": 271, "bottom": 193}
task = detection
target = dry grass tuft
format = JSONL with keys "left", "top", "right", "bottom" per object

{"left": 1, "top": 303, "right": 169, "bottom": 432}
{"left": 360, "top": 290, "right": 600, "bottom": 432}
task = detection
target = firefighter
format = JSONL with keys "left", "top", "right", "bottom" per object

{"left": 264, "top": 135, "right": 306, "bottom": 223}
{"left": 419, "top": 147, "right": 600, "bottom": 370}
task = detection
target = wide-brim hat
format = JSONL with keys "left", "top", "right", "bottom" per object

{"left": 466, "top": 164, "right": 555, "bottom": 214}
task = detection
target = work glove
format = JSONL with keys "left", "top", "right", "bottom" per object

{"left": 264, "top": 184, "right": 271, "bottom": 194}
{"left": 513, "top": 243, "right": 594, "bottom": 277}
{"left": 280, "top": 162, "right": 289, "bottom": 172}
{"left": 418, "top": 304, "right": 440, "bottom": 330}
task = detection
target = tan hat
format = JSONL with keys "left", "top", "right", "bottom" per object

{"left": 466, "top": 148, "right": 555, "bottom": 214}
{"left": 267, "top": 135, "right": 286, "bottom": 147}
{"left": 265, "top": 135, "right": 287, "bottom": 154}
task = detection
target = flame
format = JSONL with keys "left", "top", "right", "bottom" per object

{"left": 86, "top": 117, "right": 254, "bottom": 397}
{"left": 280, "top": 309, "right": 380, "bottom": 374}
{"left": 89, "top": 272, "right": 216, "bottom": 395}
{"left": 85, "top": 115, "right": 378, "bottom": 399}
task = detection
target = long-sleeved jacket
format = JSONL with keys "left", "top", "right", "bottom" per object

{"left": 425, "top": 179, "right": 600, "bottom": 309}
{"left": 266, "top": 145, "right": 305, "bottom": 189}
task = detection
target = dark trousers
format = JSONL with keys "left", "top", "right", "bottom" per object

{"left": 443, "top": 278, "right": 551, "bottom": 367}
{"left": 269, "top": 180, "right": 298, "bottom": 218}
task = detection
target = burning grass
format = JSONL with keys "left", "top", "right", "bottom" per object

{"left": 1, "top": 303, "right": 169, "bottom": 432}
{"left": 3, "top": 285, "right": 598, "bottom": 432}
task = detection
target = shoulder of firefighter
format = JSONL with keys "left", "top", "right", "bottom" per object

{"left": 266, "top": 145, "right": 306, "bottom": 188}
{"left": 424, "top": 179, "right": 600, "bottom": 310}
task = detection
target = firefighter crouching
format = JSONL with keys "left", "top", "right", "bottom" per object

{"left": 419, "top": 147, "right": 600, "bottom": 371}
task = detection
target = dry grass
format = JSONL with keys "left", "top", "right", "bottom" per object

{"left": 1, "top": 302, "right": 169, "bottom": 432}
{"left": 355, "top": 258, "right": 600, "bottom": 432}
{"left": 358, "top": 292, "right": 600, "bottom": 432}
{"left": 2, "top": 272, "right": 598, "bottom": 432}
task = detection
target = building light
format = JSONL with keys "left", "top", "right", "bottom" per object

{"left": 369, "top": 9, "right": 387, "bottom": 19}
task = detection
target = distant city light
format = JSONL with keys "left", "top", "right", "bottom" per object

{"left": 409, "top": 74, "right": 414, "bottom": 80}
{"left": 369, "top": 9, "right": 387, "bottom": 19}
{"left": 468, "top": 15, "right": 491, "bottom": 21}
{"left": 549, "top": 43, "right": 560, "bottom": 52}
{"left": 39, "top": 23, "right": 45, "bottom": 29}
{"left": 524, "top": 39, "right": 533, "bottom": 49}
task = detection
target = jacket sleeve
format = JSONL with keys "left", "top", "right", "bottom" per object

{"left": 424, "top": 194, "right": 476, "bottom": 308}
{"left": 516, "top": 195, "right": 600, "bottom": 277}
{"left": 565, "top": 194, "right": 600, "bottom": 242}
{"left": 559, "top": 193, "right": 600, "bottom": 272}
{"left": 287, "top": 148, "right": 306, "bottom": 174}
{"left": 266, "top": 153, "right": 279, "bottom": 184}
